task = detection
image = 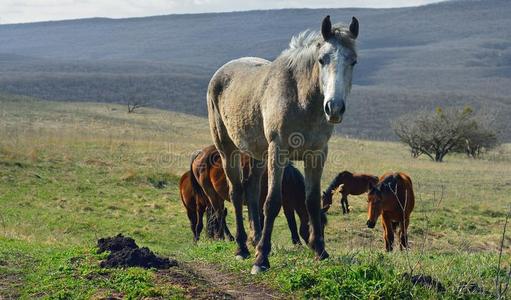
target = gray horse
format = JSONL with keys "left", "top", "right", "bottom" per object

{"left": 207, "top": 15, "right": 359, "bottom": 274}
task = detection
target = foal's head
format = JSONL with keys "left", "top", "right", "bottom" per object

{"left": 366, "top": 184, "right": 383, "bottom": 228}
{"left": 318, "top": 15, "right": 359, "bottom": 124}
{"left": 366, "top": 175, "right": 399, "bottom": 228}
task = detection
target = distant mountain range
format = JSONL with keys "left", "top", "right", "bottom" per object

{"left": 1, "top": 0, "right": 510, "bottom": 140}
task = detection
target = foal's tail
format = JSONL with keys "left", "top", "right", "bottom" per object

{"left": 189, "top": 150, "right": 206, "bottom": 198}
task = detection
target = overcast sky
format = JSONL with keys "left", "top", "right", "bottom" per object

{"left": 0, "top": 0, "right": 446, "bottom": 24}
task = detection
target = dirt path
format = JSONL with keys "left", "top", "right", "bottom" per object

{"left": 188, "top": 262, "right": 284, "bottom": 299}
{"left": 157, "top": 261, "right": 285, "bottom": 299}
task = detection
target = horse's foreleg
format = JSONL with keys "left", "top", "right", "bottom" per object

{"left": 399, "top": 218, "right": 410, "bottom": 250}
{"left": 382, "top": 217, "right": 394, "bottom": 252}
{"left": 245, "top": 159, "right": 265, "bottom": 246}
{"left": 252, "top": 143, "right": 285, "bottom": 274}
{"left": 304, "top": 149, "right": 329, "bottom": 260}
{"left": 341, "top": 194, "right": 349, "bottom": 214}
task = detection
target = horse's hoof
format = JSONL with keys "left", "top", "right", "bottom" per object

{"left": 316, "top": 250, "right": 330, "bottom": 261}
{"left": 235, "top": 247, "right": 250, "bottom": 259}
{"left": 235, "top": 255, "right": 246, "bottom": 260}
{"left": 250, "top": 264, "right": 268, "bottom": 274}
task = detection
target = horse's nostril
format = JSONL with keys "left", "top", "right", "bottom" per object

{"left": 324, "top": 101, "right": 331, "bottom": 116}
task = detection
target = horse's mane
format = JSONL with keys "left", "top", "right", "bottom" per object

{"left": 378, "top": 173, "right": 399, "bottom": 193}
{"left": 325, "top": 171, "right": 352, "bottom": 194}
{"left": 321, "top": 170, "right": 352, "bottom": 209}
{"left": 278, "top": 24, "right": 357, "bottom": 74}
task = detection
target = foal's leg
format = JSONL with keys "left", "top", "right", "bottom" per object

{"left": 222, "top": 208, "right": 235, "bottom": 241}
{"left": 382, "top": 216, "right": 394, "bottom": 252}
{"left": 186, "top": 208, "right": 199, "bottom": 241}
{"left": 282, "top": 200, "right": 300, "bottom": 245}
{"left": 295, "top": 202, "right": 310, "bottom": 244}
{"left": 304, "top": 150, "right": 329, "bottom": 260}
{"left": 399, "top": 218, "right": 410, "bottom": 250}
{"left": 195, "top": 204, "right": 205, "bottom": 241}
{"left": 341, "top": 193, "right": 349, "bottom": 214}
{"left": 198, "top": 176, "right": 226, "bottom": 239}
{"left": 252, "top": 142, "right": 285, "bottom": 274}
{"left": 205, "top": 206, "right": 215, "bottom": 239}
{"left": 209, "top": 198, "right": 225, "bottom": 240}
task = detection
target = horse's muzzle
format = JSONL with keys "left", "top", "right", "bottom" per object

{"left": 324, "top": 100, "right": 345, "bottom": 124}
{"left": 366, "top": 220, "right": 376, "bottom": 228}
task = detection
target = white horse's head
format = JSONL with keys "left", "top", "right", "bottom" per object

{"left": 318, "top": 15, "right": 358, "bottom": 124}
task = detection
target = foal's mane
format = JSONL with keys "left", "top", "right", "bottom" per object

{"left": 278, "top": 24, "right": 357, "bottom": 75}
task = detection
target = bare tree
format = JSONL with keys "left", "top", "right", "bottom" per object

{"left": 392, "top": 107, "right": 496, "bottom": 162}
{"left": 125, "top": 77, "right": 146, "bottom": 113}
{"left": 127, "top": 95, "right": 145, "bottom": 113}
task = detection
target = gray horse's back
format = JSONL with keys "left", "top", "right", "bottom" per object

{"left": 207, "top": 57, "right": 272, "bottom": 157}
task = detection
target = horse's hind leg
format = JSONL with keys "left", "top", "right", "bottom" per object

{"left": 295, "top": 202, "right": 310, "bottom": 244}
{"left": 220, "top": 147, "right": 249, "bottom": 258}
{"left": 186, "top": 207, "right": 199, "bottom": 242}
{"left": 198, "top": 175, "right": 226, "bottom": 240}
{"left": 208, "top": 196, "right": 225, "bottom": 240}
{"left": 252, "top": 142, "right": 285, "bottom": 273}
{"left": 205, "top": 206, "right": 215, "bottom": 239}
{"left": 282, "top": 200, "right": 300, "bottom": 245}
{"left": 195, "top": 204, "right": 205, "bottom": 241}
{"left": 222, "top": 208, "right": 235, "bottom": 241}
{"left": 244, "top": 158, "right": 265, "bottom": 246}
{"left": 210, "top": 103, "right": 251, "bottom": 258}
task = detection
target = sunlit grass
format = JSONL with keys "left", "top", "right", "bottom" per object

{"left": 0, "top": 95, "right": 509, "bottom": 298}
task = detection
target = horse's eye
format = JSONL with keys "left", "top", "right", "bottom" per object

{"left": 319, "top": 58, "right": 325, "bottom": 65}
{"left": 351, "top": 60, "right": 357, "bottom": 67}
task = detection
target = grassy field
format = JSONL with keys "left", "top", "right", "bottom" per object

{"left": 0, "top": 95, "right": 510, "bottom": 299}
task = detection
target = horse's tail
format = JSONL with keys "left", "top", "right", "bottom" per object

{"left": 178, "top": 172, "right": 188, "bottom": 207}
{"left": 189, "top": 150, "right": 206, "bottom": 198}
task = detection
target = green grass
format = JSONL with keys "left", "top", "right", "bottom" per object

{"left": 0, "top": 94, "right": 510, "bottom": 299}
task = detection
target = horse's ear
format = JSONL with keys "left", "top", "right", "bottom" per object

{"left": 349, "top": 16, "right": 359, "bottom": 39}
{"left": 321, "top": 15, "right": 333, "bottom": 40}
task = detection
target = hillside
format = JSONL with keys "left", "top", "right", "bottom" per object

{"left": 0, "top": 0, "right": 510, "bottom": 140}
